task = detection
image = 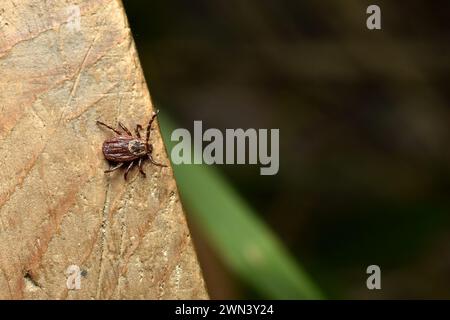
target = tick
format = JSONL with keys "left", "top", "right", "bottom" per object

{"left": 96, "top": 111, "right": 166, "bottom": 180}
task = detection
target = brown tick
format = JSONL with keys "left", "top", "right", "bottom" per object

{"left": 96, "top": 111, "right": 166, "bottom": 180}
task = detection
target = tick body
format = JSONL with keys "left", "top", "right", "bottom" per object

{"left": 102, "top": 136, "right": 145, "bottom": 162}
{"left": 97, "top": 111, "right": 166, "bottom": 180}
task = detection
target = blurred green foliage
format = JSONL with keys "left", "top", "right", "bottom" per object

{"left": 124, "top": 0, "right": 450, "bottom": 299}
{"left": 159, "top": 113, "right": 323, "bottom": 299}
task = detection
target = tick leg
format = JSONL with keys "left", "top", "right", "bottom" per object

{"left": 148, "top": 154, "right": 167, "bottom": 167}
{"left": 146, "top": 110, "right": 159, "bottom": 145}
{"left": 135, "top": 124, "right": 143, "bottom": 138}
{"left": 138, "top": 158, "right": 146, "bottom": 177}
{"left": 97, "top": 121, "right": 122, "bottom": 135}
{"left": 104, "top": 162, "right": 124, "bottom": 173}
{"left": 124, "top": 161, "right": 135, "bottom": 180}
{"left": 118, "top": 122, "right": 132, "bottom": 136}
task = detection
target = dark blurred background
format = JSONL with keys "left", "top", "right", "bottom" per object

{"left": 122, "top": 0, "right": 450, "bottom": 299}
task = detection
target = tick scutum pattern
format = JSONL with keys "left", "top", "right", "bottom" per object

{"left": 102, "top": 136, "right": 141, "bottom": 162}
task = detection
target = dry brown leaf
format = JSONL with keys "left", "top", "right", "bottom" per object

{"left": 0, "top": 0, "right": 208, "bottom": 299}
